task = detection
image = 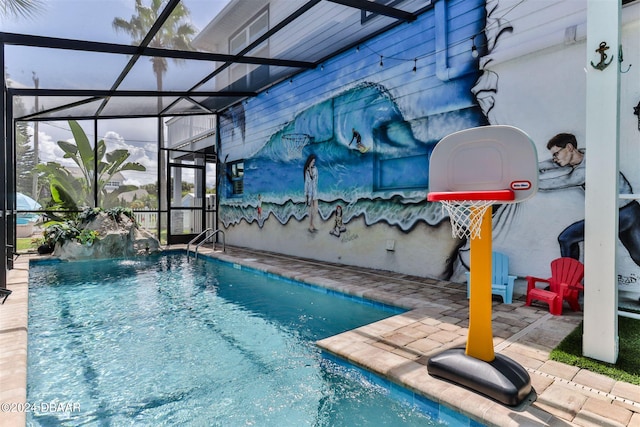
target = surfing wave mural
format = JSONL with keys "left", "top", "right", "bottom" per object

{"left": 220, "top": 81, "right": 486, "bottom": 231}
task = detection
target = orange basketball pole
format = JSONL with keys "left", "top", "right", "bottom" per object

{"left": 425, "top": 125, "right": 536, "bottom": 406}
{"left": 465, "top": 207, "right": 495, "bottom": 362}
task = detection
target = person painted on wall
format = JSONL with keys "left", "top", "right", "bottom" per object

{"left": 257, "top": 194, "right": 262, "bottom": 221}
{"left": 304, "top": 154, "right": 319, "bottom": 232}
{"left": 329, "top": 205, "right": 347, "bottom": 237}
{"left": 349, "top": 128, "right": 368, "bottom": 153}
{"left": 538, "top": 132, "right": 640, "bottom": 266}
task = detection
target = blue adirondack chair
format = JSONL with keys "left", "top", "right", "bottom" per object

{"left": 465, "top": 251, "right": 517, "bottom": 304}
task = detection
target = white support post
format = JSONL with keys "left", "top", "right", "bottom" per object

{"left": 583, "top": 0, "right": 620, "bottom": 363}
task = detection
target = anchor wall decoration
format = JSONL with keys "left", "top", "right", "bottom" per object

{"left": 591, "top": 41, "right": 613, "bottom": 71}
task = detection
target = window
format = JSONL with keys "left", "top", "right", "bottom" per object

{"left": 229, "top": 9, "right": 269, "bottom": 91}
{"left": 229, "top": 10, "right": 268, "bottom": 55}
{"left": 228, "top": 161, "right": 244, "bottom": 196}
{"left": 374, "top": 155, "right": 429, "bottom": 191}
{"left": 372, "top": 121, "right": 430, "bottom": 191}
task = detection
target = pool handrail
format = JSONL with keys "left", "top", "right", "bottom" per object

{"left": 187, "top": 228, "right": 225, "bottom": 260}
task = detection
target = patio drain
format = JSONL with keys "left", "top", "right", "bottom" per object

{"left": 528, "top": 368, "right": 640, "bottom": 409}
{"left": 495, "top": 313, "right": 640, "bottom": 408}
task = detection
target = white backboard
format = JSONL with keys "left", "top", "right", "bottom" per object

{"left": 428, "top": 125, "right": 538, "bottom": 203}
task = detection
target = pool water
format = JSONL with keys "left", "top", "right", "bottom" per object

{"left": 27, "top": 254, "right": 455, "bottom": 426}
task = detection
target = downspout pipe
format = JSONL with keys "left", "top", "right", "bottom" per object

{"left": 435, "top": 0, "right": 476, "bottom": 81}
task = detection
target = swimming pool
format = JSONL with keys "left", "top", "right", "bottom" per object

{"left": 27, "top": 253, "right": 471, "bottom": 426}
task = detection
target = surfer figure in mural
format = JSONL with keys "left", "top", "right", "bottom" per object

{"left": 329, "top": 205, "right": 347, "bottom": 237}
{"left": 539, "top": 132, "right": 640, "bottom": 266}
{"left": 304, "top": 154, "right": 319, "bottom": 232}
{"left": 349, "top": 128, "right": 369, "bottom": 153}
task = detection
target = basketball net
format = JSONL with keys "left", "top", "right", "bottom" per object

{"left": 282, "top": 133, "right": 311, "bottom": 159}
{"left": 439, "top": 200, "right": 495, "bottom": 240}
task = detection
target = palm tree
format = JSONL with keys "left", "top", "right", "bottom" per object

{"left": 112, "top": 0, "right": 196, "bottom": 97}
{"left": 0, "top": 0, "right": 43, "bottom": 19}
{"left": 112, "top": 0, "right": 197, "bottom": 212}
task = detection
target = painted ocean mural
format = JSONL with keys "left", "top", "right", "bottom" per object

{"left": 220, "top": 82, "right": 486, "bottom": 231}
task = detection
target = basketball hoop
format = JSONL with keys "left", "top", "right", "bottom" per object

{"left": 425, "top": 127, "right": 536, "bottom": 405}
{"left": 427, "top": 190, "right": 514, "bottom": 240}
{"left": 282, "top": 133, "right": 312, "bottom": 158}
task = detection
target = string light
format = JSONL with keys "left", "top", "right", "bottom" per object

{"left": 349, "top": 0, "right": 531, "bottom": 72}
{"left": 471, "top": 36, "right": 479, "bottom": 58}
{"left": 349, "top": 15, "right": 507, "bottom": 74}
{"left": 358, "top": 32, "right": 484, "bottom": 73}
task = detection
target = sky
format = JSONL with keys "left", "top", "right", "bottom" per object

{"left": 0, "top": 0, "right": 228, "bottom": 43}
{"left": 1, "top": 0, "right": 231, "bottom": 88}
{"left": 3, "top": 0, "right": 230, "bottom": 188}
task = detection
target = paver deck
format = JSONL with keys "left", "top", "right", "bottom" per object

{"left": 2, "top": 245, "right": 640, "bottom": 426}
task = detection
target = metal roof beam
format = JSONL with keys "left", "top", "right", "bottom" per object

{"left": 10, "top": 88, "right": 256, "bottom": 97}
{"left": 326, "top": 0, "right": 416, "bottom": 22}
{"left": 16, "top": 96, "right": 103, "bottom": 121}
{"left": 0, "top": 32, "right": 315, "bottom": 68}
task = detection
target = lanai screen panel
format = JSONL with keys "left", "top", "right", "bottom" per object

{"left": 3, "top": 0, "right": 427, "bottom": 119}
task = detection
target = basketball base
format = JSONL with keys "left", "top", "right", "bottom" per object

{"left": 427, "top": 348, "right": 532, "bottom": 406}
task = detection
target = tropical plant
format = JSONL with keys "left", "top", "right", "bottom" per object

{"left": 105, "top": 206, "right": 136, "bottom": 223}
{"left": 41, "top": 207, "right": 138, "bottom": 249}
{"left": 42, "top": 221, "right": 80, "bottom": 248}
{"left": 15, "top": 107, "right": 37, "bottom": 197}
{"left": 35, "top": 120, "right": 146, "bottom": 212}
{"left": 77, "top": 207, "right": 102, "bottom": 224}
{"left": 77, "top": 229, "right": 100, "bottom": 246}
{"left": 42, "top": 220, "right": 99, "bottom": 248}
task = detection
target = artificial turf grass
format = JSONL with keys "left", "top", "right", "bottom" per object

{"left": 549, "top": 316, "right": 640, "bottom": 385}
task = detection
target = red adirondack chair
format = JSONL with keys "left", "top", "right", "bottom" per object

{"left": 525, "top": 257, "right": 584, "bottom": 315}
